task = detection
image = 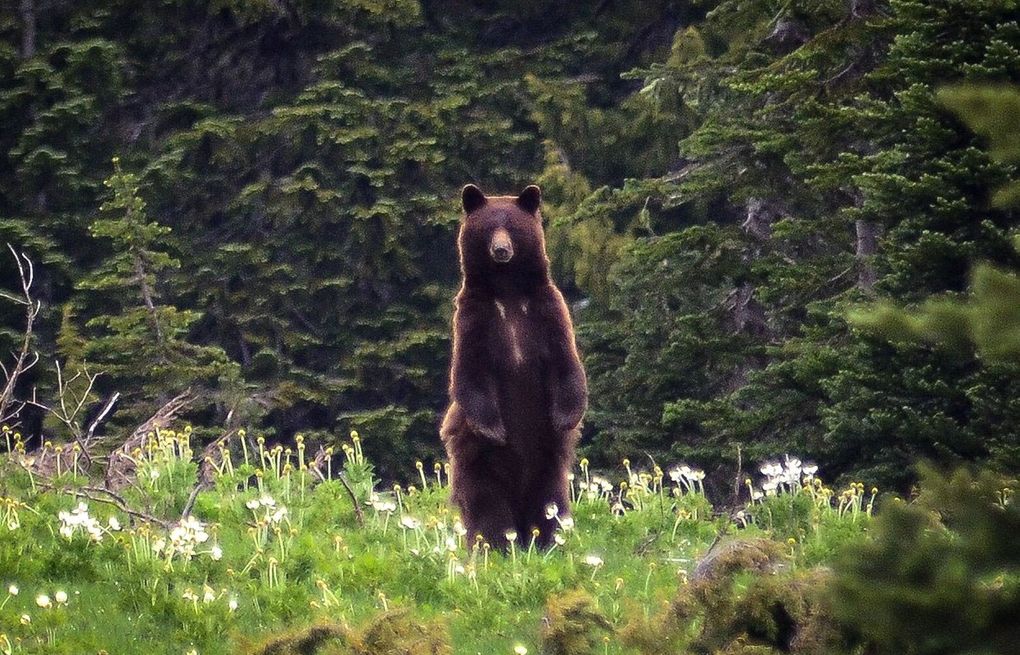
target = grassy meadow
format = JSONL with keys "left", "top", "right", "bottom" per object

{"left": 0, "top": 428, "right": 874, "bottom": 655}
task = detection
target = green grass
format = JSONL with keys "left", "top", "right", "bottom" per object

{"left": 0, "top": 430, "right": 872, "bottom": 655}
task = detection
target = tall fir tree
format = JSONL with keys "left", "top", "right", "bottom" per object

{"left": 71, "top": 157, "right": 236, "bottom": 428}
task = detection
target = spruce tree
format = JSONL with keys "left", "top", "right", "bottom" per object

{"left": 72, "top": 158, "right": 236, "bottom": 428}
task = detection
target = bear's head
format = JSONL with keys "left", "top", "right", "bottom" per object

{"left": 458, "top": 184, "right": 549, "bottom": 291}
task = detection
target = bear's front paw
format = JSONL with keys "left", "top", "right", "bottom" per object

{"left": 471, "top": 419, "right": 507, "bottom": 444}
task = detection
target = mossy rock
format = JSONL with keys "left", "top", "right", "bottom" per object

{"left": 244, "top": 610, "right": 450, "bottom": 655}
{"left": 541, "top": 590, "right": 614, "bottom": 655}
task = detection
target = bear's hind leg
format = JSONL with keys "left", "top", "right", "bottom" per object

{"left": 450, "top": 458, "right": 516, "bottom": 551}
{"left": 520, "top": 462, "right": 571, "bottom": 549}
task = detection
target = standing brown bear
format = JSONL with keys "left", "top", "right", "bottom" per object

{"left": 440, "top": 183, "right": 587, "bottom": 549}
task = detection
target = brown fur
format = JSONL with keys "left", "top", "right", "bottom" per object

{"left": 440, "top": 184, "right": 587, "bottom": 549}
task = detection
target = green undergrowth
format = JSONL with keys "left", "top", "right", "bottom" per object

{"left": 0, "top": 429, "right": 875, "bottom": 654}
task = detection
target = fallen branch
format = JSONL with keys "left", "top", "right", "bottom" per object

{"left": 78, "top": 484, "right": 170, "bottom": 528}
{"left": 24, "top": 474, "right": 170, "bottom": 528}
{"left": 106, "top": 390, "right": 193, "bottom": 490}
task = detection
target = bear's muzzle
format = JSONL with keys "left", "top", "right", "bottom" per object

{"left": 489, "top": 227, "right": 514, "bottom": 263}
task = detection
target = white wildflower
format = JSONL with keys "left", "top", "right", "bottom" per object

{"left": 35, "top": 594, "right": 51, "bottom": 608}
{"left": 544, "top": 503, "right": 559, "bottom": 520}
{"left": 269, "top": 507, "right": 288, "bottom": 524}
{"left": 582, "top": 554, "right": 603, "bottom": 567}
{"left": 8, "top": 584, "right": 18, "bottom": 596}
{"left": 161, "top": 516, "right": 210, "bottom": 562}
{"left": 54, "top": 590, "right": 68, "bottom": 605}
{"left": 57, "top": 502, "right": 104, "bottom": 542}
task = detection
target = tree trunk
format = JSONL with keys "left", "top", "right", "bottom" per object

{"left": 725, "top": 198, "right": 778, "bottom": 390}
{"left": 855, "top": 219, "right": 878, "bottom": 292}
{"left": 742, "top": 197, "right": 775, "bottom": 240}
{"left": 133, "top": 253, "right": 165, "bottom": 346}
{"left": 731, "top": 198, "right": 777, "bottom": 339}
{"left": 20, "top": 0, "right": 36, "bottom": 59}
{"left": 730, "top": 281, "right": 768, "bottom": 337}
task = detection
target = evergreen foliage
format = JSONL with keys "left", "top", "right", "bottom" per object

{"left": 0, "top": 0, "right": 1018, "bottom": 485}
{"left": 71, "top": 158, "right": 237, "bottom": 427}
{"left": 832, "top": 467, "right": 1020, "bottom": 655}
{"left": 553, "top": 0, "right": 1020, "bottom": 487}
{"left": 853, "top": 84, "right": 1020, "bottom": 363}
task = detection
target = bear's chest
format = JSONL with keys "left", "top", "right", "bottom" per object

{"left": 488, "top": 298, "right": 546, "bottom": 372}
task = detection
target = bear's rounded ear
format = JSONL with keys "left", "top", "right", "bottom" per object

{"left": 516, "top": 185, "right": 541, "bottom": 214}
{"left": 462, "top": 184, "right": 487, "bottom": 214}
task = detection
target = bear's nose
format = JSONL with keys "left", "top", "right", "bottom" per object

{"left": 492, "top": 245, "right": 513, "bottom": 262}
{"left": 490, "top": 228, "right": 514, "bottom": 263}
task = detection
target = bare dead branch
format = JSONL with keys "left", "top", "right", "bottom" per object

{"left": 85, "top": 392, "right": 120, "bottom": 442}
{"left": 28, "top": 360, "right": 103, "bottom": 467}
{"left": 0, "top": 244, "right": 41, "bottom": 426}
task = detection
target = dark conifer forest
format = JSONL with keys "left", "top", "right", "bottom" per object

{"left": 4, "top": 0, "right": 1018, "bottom": 487}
